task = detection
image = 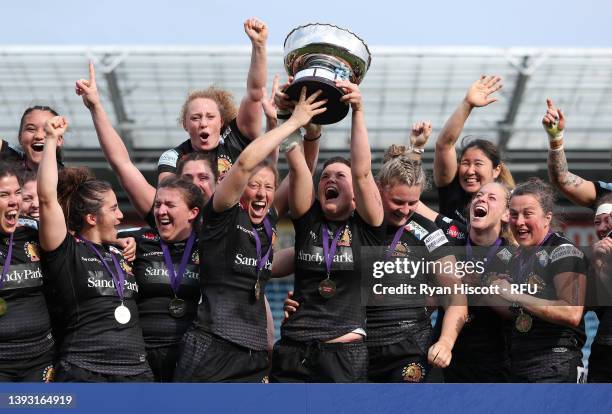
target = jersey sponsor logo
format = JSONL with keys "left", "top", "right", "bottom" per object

{"left": 536, "top": 250, "right": 549, "bottom": 267}
{"left": 142, "top": 232, "right": 159, "bottom": 241}
{"left": 0, "top": 266, "right": 43, "bottom": 289}
{"left": 550, "top": 244, "right": 584, "bottom": 263}
{"left": 158, "top": 149, "right": 179, "bottom": 167}
{"left": 86, "top": 273, "right": 139, "bottom": 293}
{"left": 496, "top": 248, "right": 513, "bottom": 263}
{"left": 296, "top": 248, "right": 354, "bottom": 266}
{"left": 233, "top": 253, "right": 273, "bottom": 271}
{"left": 18, "top": 217, "right": 38, "bottom": 230}
{"left": 405, "top": 220, "right": 429, "bottom": 241}
{"left": 447, "top": 224, "right": 465, "bottom": 239}
{"left": 24, "top": 241, "right": 41, "bottom": 262}
{"left": 424, "top": 229, "right": 448, "bottom": 252}
{"left": 442, "top": 216, "right": 453, "bottom": 224}
{"left": 142, "top": 263, "right": 199, "bottom": 282}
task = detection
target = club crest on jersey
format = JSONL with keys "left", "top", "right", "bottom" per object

{"left": 120, "top": 259, "right": 133, "bottom": 275}
{"left": 24, "top": 241, "right": 41, "bottom": 262}
{"left": 191, "top": 251, "right": 200, "bottom": 265}
{"left": 389, "top": 241, "right": 410, "bottom": 257}
{"left": 217, "top": 156, "right": 232, "bottom": 180}
{"left": 337, "top": 227, "right": 352, "bottom": 247}
{"left": 405, "top": 220, "right": 429, "bottom": 241}
{"left": 496, "top": 248, "right": 513, "bottom": 263}
{"left": 402, "top": 363, "right": 425, "bottom": 382}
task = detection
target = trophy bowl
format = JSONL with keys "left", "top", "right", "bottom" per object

{"left": 283, "top": 23, "right": 371, "bottom": 125}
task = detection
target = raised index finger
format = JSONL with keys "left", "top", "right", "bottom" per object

{"left": 89, "top": 61, "right": 96, "bottom": 83}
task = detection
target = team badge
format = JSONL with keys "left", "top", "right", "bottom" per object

{"left": 337, "top": 227, "right": 352, "bottom": 247}
{"left": 191, "top": 251, "right": 200, "bottom": 265}
{"left": 120, "top": 259, "right": 133, "bottom": 275}
{"left": 42, "top": 365, "right": 55, "bottom": 383}
{"left": 24, "top": 241, "right": 41, "bottom": 262}
{"left": 217, "top": 156, "right": 232, "bottom": 181}
{"left": 402, "top": 363, "right": 425, "bottom": 382}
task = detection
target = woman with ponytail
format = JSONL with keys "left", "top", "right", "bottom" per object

{"left": 38, "top": 116, "right": 152, "bottom": 382}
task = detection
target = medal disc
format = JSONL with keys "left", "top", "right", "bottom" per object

{"left": 114, "top": 304, "right": 131, "bottom": 324}
{"left": 254, "top": 280, "right": 262, "bottom": 301}
{"left": 318, "top": 279, "right": 337, "bottom": 299}
{"left": 0, "top": 297, "right": 6, "bottom": 317}
{"left": 168, "top": 298, "right": 187, "bottom": 318}
{"left": 515, "top": 313, "right": 532, "bottom": 333}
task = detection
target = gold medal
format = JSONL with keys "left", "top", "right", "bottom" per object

{"left": 0, "top": 297, "right": 6, "bottom": 317}
{"left": 515, "top": 311, "right": 532, "bottom": 333}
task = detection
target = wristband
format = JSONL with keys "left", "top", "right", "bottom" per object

{"left": 549, "top": 138, "right": 564, "bottom": 151}
{"left": 411, "top": 147, "right": 424, "bottom": 155}
{"left": 302, "top": 132, "right": 321, "bottom": 142}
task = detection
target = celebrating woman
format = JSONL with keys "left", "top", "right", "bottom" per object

{"left": 38, "top": 116, "right": 152, "bottom": 382}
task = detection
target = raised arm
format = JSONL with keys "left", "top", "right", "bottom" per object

{"left": 337, "top": 80, "right": 383, "bottom": 227}
{"left": 38, "top": 116, "right": 68, "bottom": 251}
{"left": 76, "top": 62, "right": 155, "bottom": 218}
{"left": 543, "top": 98, "right": 597, "bottom": 207}
{"left": 434, "top": 75, "right": 502, "bottom": 187}
{"left": 236, "top": 18, "right": 268, "bottom": 140}
{"left": 213, "top": 89, "right": 326, "bottom": 213}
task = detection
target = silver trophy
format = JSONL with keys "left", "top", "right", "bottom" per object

{"left": 283, "top": 23, "right": 371, "bottom": 124}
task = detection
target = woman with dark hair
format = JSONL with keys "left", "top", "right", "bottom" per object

{"left": 38, "top": 116, "right": 152, "bottom": 382}
{"left": 0, "top": 106, "right": 65, "bottom": 171}
{"left": 270, "top": 81, "right": 384, "bottom": 383}
{"left": 75, "top": 63, "right": 212, "bottom": 381}
{"left": 0, "top": 162, "right": 55, "bottom": 382}
{"left": 157, "top": 18, "right": 269, "bottom": 182}
{"left": 433, "top": 75, "right": 514, "bottom": 224}
{"left": 493, "top": 178, "right": 587, "bottom": 382}
{"left": 174, "top": 87, "right": 326, "bottom": 382}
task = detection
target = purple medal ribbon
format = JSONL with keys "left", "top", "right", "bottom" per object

{"left": 322, "top": 223, "right": 345, "bottom": 277}
{"left": 385, "top": 225, "right": 405, "bottom": 261}
{"left": 517, "top": 231, "right": 553, "bottom": 282}
{"left": 0, "top": 232, "right": 14, "bottom": 290}
{"left": 160, "top": 231, "right": 196, "bottom": 296}
{"left": 252, "top": 218, "right": 273, "bottom": 275}
{"left": 80, "top": 235, "right": 126, "bottom": 302}
{"left": 466, "top": 237, "right": 502, "bottom": 273}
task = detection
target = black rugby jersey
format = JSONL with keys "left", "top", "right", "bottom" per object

{"left": 195, "top": 197, "right": 277, "bottom": 351}
{"left": 41, "top": 234, "right": 150, "bottom": 376}
{"left": 433, "top": 213, "right": 468, "bottom": 246}
{"left": 157, "top": 118, "right": 250, "bottom": 179}
{"left": 282, "top": 201, "right": 384, "bottom": 343}
{"left": 0, "top": 227, "right": 53, "bottom": 360}
{"left": 118, "top": 228, "right": 200, "bottom": 349}
{"left": 508, "top": 232, "right": 588, "bottom": 354}
{"left": 366, "top": 214, "right": 452, "bottom": 346}
{"left": 437, "top": 175, "right": 471, "bottom": 225}
{"left": 449, "top": 237, "right": 515, "bottom": 362}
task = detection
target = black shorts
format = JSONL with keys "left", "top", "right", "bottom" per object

{"left": 511, "top": 348, "right": 584, "bottom": 383}
{"left": 587, "top": 342, "right": 612, "bottom": 383}
{"left": 0, "top": 349, "right": 55, "bottom": 383}
{"left": 443, "top": 357, "right": 510, "bottom": 383}
{"left": 147, "top": 345, "right": 180, "bottom": 383}
{"left": 54, "top": 361, "right": 154, "bottom": 383}
{"left": 367, "top": 335, "right": 430, "bottom": 383}
{"left": 269, "top": 338, "right": 368, "bottom": 383}
{"left": 174, "top": 329, "right": 269, "bottom": 383}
